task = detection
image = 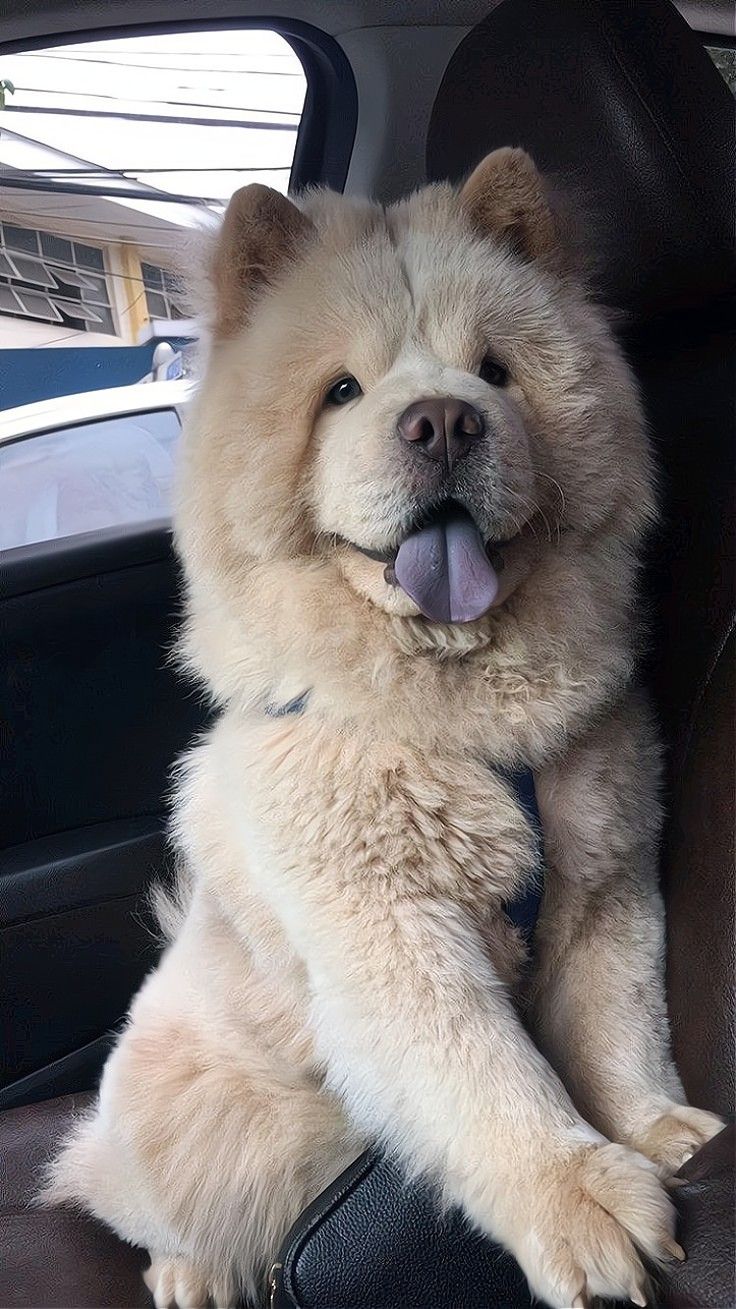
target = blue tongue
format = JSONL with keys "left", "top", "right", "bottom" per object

{"left": 394, "top": 508, "right": 499, "bottom": 623}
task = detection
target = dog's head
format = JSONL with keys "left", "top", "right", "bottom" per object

{"left": 182, "top": 150, "right": 653, "bottom": 635}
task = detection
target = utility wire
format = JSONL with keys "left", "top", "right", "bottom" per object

{"left": 23, "top": 52, "right": 302, "bottom": 75}
{"left": 1, "top": 176, "right": 216, "bottom": 204}
{"left": 15, "top": 287, "right": 150, "bottom": 346}
{"left": 31, "top": 49, "right": 295, "bottom": 59}
{"left": 9, "top": 85, "right": 300, "bottom": 116}
{"left": 2, "top": 225, "right": 206, "bottom": 252}
{"left": 2, "top": 167, "right": 292, "bottom": 176}
{"left": 0, "top": 175, "right": 295, "bottom": 204}
{"left": 3, "top": 104, "right": 298, "bottom": 130}
{"left": 10, "top": 327, "right": 91, "bottom": 346}
{"left": 31, "top": 48, "right": 294, "bottom": 57}
{"left": 0, "top": 206, "right": 222, "bottom": 234}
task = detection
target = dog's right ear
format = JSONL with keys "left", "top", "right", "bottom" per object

{"left": 210, "top": 185, "right": 314, "bottom": 338}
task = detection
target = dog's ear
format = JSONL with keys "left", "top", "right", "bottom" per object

{"left": 459, "top": 148, "right": 557, "bottom": 262}
{"left": 211, "top": 185, "right": 314, "bottom": 337}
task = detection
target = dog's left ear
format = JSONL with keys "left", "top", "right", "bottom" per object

{"left": 459, "top": 148, "right": 557, "bottom": 262}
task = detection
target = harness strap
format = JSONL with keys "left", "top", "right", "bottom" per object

{"left": 264, "top": 691, "right": 311, "bottom": 719}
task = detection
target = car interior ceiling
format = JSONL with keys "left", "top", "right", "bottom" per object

{"left": 0, "top": 0, "right": 733, "bottom": 1306}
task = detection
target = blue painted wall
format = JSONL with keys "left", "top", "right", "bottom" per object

{"left": 0, "top": 338, "right": 193, "bottom": 411}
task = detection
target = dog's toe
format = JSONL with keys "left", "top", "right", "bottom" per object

{"left": 633, "top": 1105, "right": 725, "bottom": 1176}
{"left": 143, "top": 1253, "right": 226, "bottom": 1308}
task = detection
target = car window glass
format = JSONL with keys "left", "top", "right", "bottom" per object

{"left": 0, "top": 27, "right": 306, "bottom": 545}
{"left": 0, "top": 407, "right": 181, "bottom": 549}
{"left": 0, "top": 24, "right": 306, "bottom": 533}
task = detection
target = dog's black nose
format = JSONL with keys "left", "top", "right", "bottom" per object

{"left": 397, "top": 397, "right": 484, "bottom": 471}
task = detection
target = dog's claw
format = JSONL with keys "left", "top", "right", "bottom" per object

{"left": 665, "top": 1175, "right": 688, "bottom": 1190}
{"left": 629, "top": 1288, "right": 647, "bottom": 1307}
{"left": 572, "top": 1281, "right": 590, "bottom": 1308}
{"left": 663, "top": 1237, "right": 687, "bottom": 1262}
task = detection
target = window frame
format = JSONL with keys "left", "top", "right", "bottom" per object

{"left": 0, "top": 16, "right": 358, "bottom": 195}
{"left": 140, "top": 262, "right": 186, "bottom": 324}
{"left": 0, "top": 222, "right": 117, "bottom": 333}
{"left": 0, "top": 222, "right": 115, "bottom": 332}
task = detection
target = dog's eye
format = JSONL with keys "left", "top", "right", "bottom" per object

{"left": 325, "top": 375, "right": 363, "bottom": 406}
{"left": 479, "top": 356, "right": 509, "bottom": 388}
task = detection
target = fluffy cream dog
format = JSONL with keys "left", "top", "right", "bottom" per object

{"left": 47, "top": 150, "right": 723, "bottom": 1308}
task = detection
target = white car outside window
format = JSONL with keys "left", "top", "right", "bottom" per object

{"left": 0, "top": 380, "right": 191, "bottom": 551}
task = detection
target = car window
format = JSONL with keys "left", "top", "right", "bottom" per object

{"left": 0, "top": 407, "right": 181, "bottom": 549}
{"left": 0, "top": 27, "right": 306, "bottom": 544}
{"left": 0, "top": 30, "right": 306, "bottom": 389}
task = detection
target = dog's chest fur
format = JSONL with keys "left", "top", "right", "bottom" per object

{"left": 178, "top": 705, "right": 544, "bottom": 1004}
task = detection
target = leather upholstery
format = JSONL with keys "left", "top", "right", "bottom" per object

{"left": 273, "top": 1129, "right": 736, "bottom": 1309}
{"left": 428, "top": 0, "right": 735, "bottom": 321}
{"left": 662, "top": 622, "right": 735, "bottom": 1116}
{"left": 0, "top": 1094, "right": 146, "bottom": 1308}
{"left": 664, "top": 1124, "right": 736, "bottom": 1309}
{"left": 628, "top": 315, "right": 735, "bottom": 1122}
{"left": 275, "top": 1151, "right": 532, "bottom": 1309}
{"left": 3, "top": 1097, "right": 729, "bottom": 1309}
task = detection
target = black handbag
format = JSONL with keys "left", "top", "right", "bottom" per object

{"left": 270, "top": 1148, "right": 533, "bottom": 1309}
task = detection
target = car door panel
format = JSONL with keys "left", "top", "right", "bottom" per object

{"left": 1, "top": 524, "right": 208, "bottom": 1103}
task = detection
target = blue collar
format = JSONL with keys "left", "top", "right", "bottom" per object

{"left": 264, "top": 690, "right": 544, "bottom": 948}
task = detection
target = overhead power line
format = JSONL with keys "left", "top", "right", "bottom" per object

{"left": 3, "top": 104, "right": 298, "bottom": 130}
{"left": 2, "top": 166, "right": 292, "bottom": 175}
{"left": 0, "top": 176, "right": 220, "bottom": 205}
{"left": 0, "top": 216, "right": 210, "bottom": 247}
{"left": 31, "top": 48, "right": 294, "bottom": 57}
{"left": 10, "top": 85, "right": 300, "bottom": 117}
{"left": 24, "top": 52, "right": 302, "bottom": 75}
{"left": 32, "top": 49, "right": 295, "bottom": 59}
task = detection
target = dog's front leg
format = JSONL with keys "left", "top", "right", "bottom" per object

{"left": 529, "top": 691, "right": 724, "bottom": 1179}
{"left": 234, "top": 724, "right": 677, "bottom": 1309}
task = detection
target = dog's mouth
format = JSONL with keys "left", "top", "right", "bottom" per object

{"left": 351, "top": 502, "right": 515, "bottom": 625}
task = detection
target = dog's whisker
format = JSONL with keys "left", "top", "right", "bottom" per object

{"left": 534, "top": 471, "right": 566, "bottom": 544}
{"left": 535, "top": 470, "right": 567, "bottom": 518}
{"left": 506, "top": 490, "right": 555, "bottom": 545}
{"left": 310, "top": 531, "right": 340, "bottom": 560}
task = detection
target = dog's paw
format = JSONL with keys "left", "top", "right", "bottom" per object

{"left": 514, "top": 1142, "right": 680, "bottom": 1308}
{"left": 143, "top": 1253, "right": 237, "bottom": 1309}
{"left": 631, "top": 1104, "right": 725, "bottom": 1177}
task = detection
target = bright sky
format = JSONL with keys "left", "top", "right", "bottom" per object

{"left": 0, "top": 29, "right": 307, "bottom": 205}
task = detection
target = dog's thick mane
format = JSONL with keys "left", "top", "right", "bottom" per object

{"left": 173, "top": 169, "right": 653, "bottom": 772}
